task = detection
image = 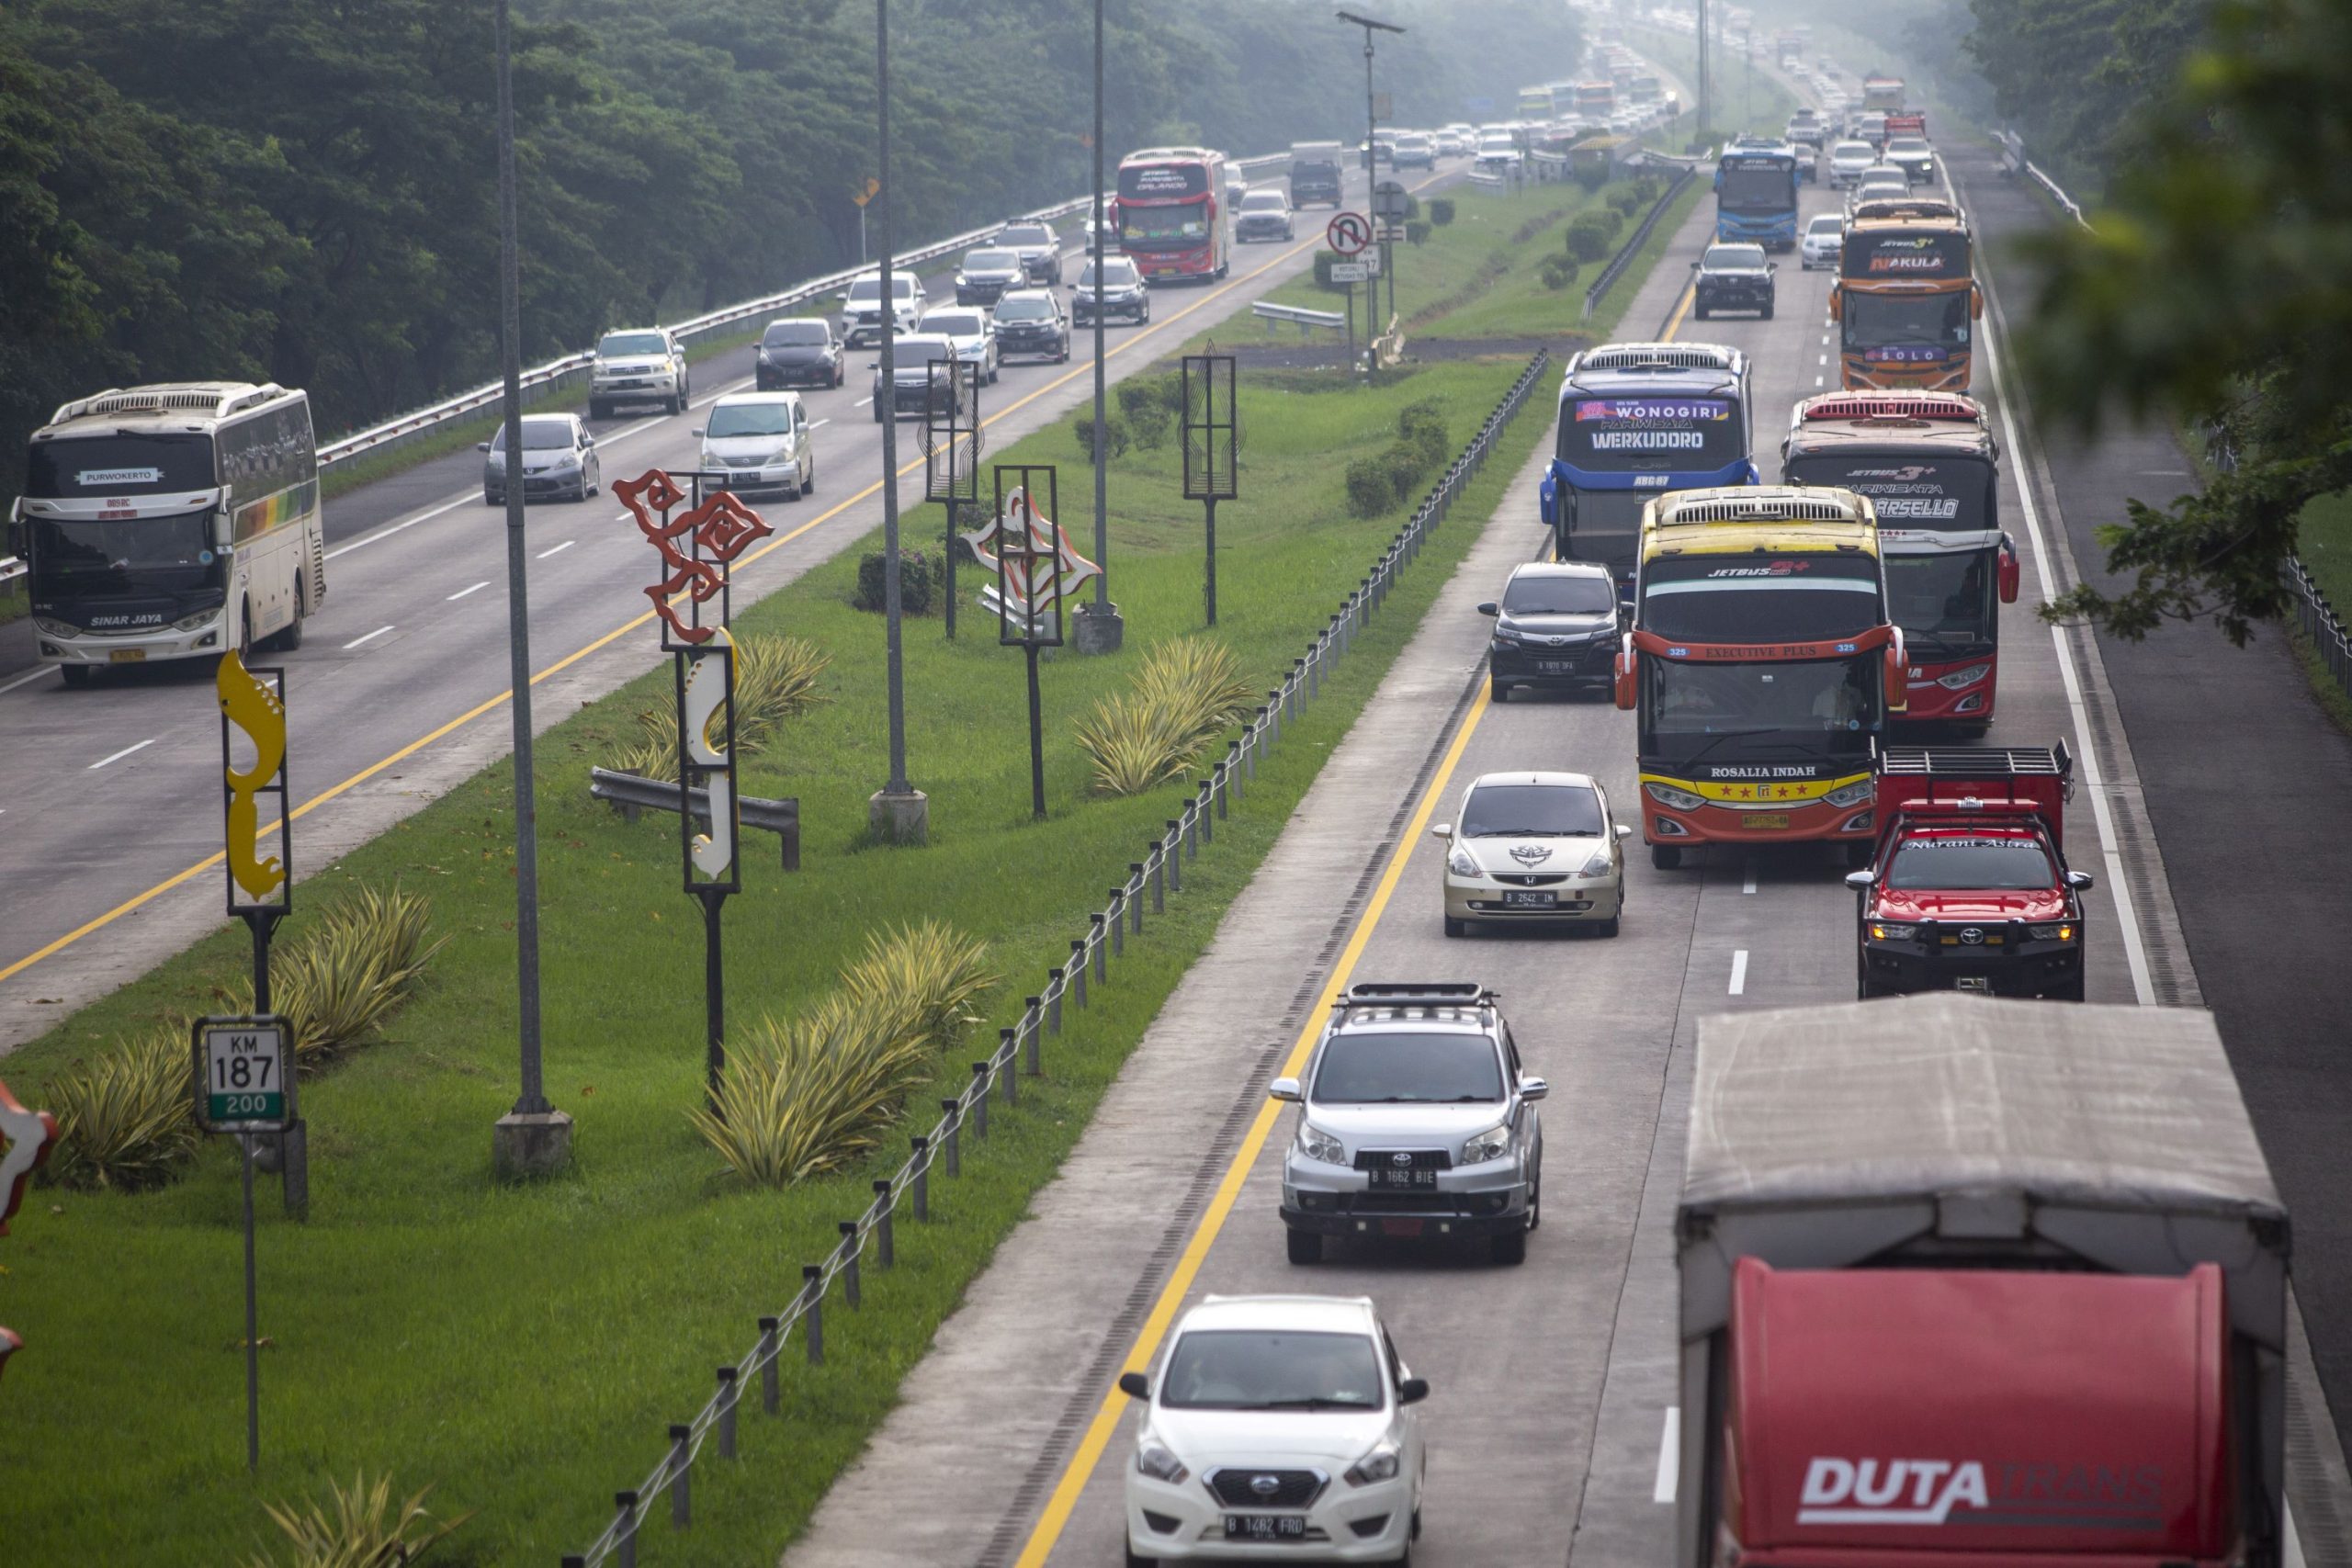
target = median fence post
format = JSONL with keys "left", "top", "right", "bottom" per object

{"left": 838, "top": 1223, "right": 861, "bottom": 1308}
{"left": 758, "top": 1317, "right": 780, "bottom": 1413}
{"left": 1167, "top": 822, "right": 1184, "bottom": 888}
{"left": 717, "top": 1367, "right": 739, "bottom": 1459}
{"left": 1071, "top": 939, "right": 1090, "bottom": 1007}
{"left": 970, "top": 1064, "right": 989, "bottom": 1138}
{"left": 910, "top": 1136, "right": 931, "bottom": 1219}
{"left": 802, "top": 1268, "right": 824, "bottom": 1365}
{"left": 999, "top": 1029, "right": 1019, "bottom": 1105}
{"left": 1128, "top": 870, "right": 1145, "bottom": 934}
{"left": 668, "top": 1426, "right": 692, "bottom": 1528}
{"left": 615, "top": 1493, "right": 639, "bottom": 1568}
{"left": 873, "top": 1180, "right": 895, "bottom": 1266}
{"left": 940, "top": 1100, "right": 961, "bottom": 1177}
{"left": 1109, "top": 892, "right": 1125, "bottom": 957}
{"left": 1198, "top": 782, "right": 1215, "bottom": 844}
{"left": 1150, "top": 849, "right": 1165, "bottom": 912}
{"left": 1091, "top": 917, "right": 1108, "bottom": 984}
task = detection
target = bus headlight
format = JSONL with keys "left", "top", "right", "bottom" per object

{"left": 1936, "top": 663, "right": 1992, "bottom": 689}
{"left": 1645, "top": 782, "right": 1706, "bottom": 812}
{"left": 172, "top": 607, "right": 220, "bottom": 631}
{"left": 1822, "top": 781, "right": 1874, "bottom": 809}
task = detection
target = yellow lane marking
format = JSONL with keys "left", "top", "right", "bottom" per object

{"left": 0, "top": 185, "right": 1421, "bottom": 990}
{"left": 1661, "top": 272, "right": 1697, "bottom": 342}
{"left": 1012, "top": 684, "right": 1495, "bottom": 1567}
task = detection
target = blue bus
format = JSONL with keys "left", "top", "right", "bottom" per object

{"left": 1538, "top": 343, "right": 1758, "bottom": 602}
{"left": 1713, "top": 138, "right": 1801, "bottom": 249}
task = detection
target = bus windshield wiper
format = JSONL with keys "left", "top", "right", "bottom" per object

{"left": 1668, "top": 728, "right": 1783, "bottom": 768}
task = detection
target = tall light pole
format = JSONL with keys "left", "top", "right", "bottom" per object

{"left": 1338, "top": 11, "right": 1404, "bottom": 358}
{"left": 1697, "top": 0, "right": 1711, "bottom": 146}
{"left": 488, "top": 0, "right": 570, "bottom": 1178}
{"left": 868, "top": 0, "right": 929, "bottom": 841}
{"left": 1074, "top": 0, "right": 1123, "bottom": 655}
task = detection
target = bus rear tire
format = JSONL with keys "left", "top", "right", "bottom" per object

{"left": 1650, "top": 844, "right": 1681, "bottom": 870}
{"left": 60, "top": 665, "right": 90, "bottom": 688}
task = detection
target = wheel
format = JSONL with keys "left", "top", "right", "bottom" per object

{"left": 669, "top": 392, "right": 684, "bottom": 415}
{"left": 1285, "top": 1226, "right": 1322, "bottom": 1265}
{"left": 60, "top": 664, "right": 90, "bottom": 687}
{"left": 836, "top": 362, "right": 847, "bottom": 388}
{"left": 483, "top": 488, "right": 500, "bottom": 506}
{"left": 1524, "top": 1165, "right": 1541, "bottom": 1232}
{"left": 1443, "top": 916, "right": 1468, "bottom": 938}
{"left": 271, "top": 578, "right": 307, "bottom": 651}
{"left": 988, "top": 364, "right": 1000, "bottom": 385}
{"left": 1595, "top": 893, "right": 1623, "bottom": 938}
{"left": 1125, "top": 1540, "right": 1157, "bottom": 1568}
{"left": 590, "top": 399, "right": 609, "bottom": 420}
{"left": 566, "top": 479, "right": 587, "bottom": 503}
{"left": 873, "top": 404, "right": 886, "bottom": 423}
{"left": 1761, "top": 303, "right": 1776, "bottom": 320}
{"left": 1488, "top": 672, "right": 1508, "bottom": 704}
{"left": 1845, "top": 840, "right": 1872, "bottom": 869}
{"left": 1491, "top": 1227, "right": 1528, "bottom": 1266}
{"left": 2048, "top": 976, "right": 2086, "bottom": 1001}
{"left": 1650, "top": 843, "right": 1681, "bottom": 870}
{"left": 1693, "top": 303, "right": 1709, "bottom": 320}
{"left": 802, "top": 460, "right": 816, "bottom": 497}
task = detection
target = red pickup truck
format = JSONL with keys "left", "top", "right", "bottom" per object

{"left": 1846, "top": 744, "right": 2092, "bottom": 999}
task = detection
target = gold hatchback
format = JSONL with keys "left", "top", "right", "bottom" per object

{"left": 1430, "top": 771, "right": 1632, "bottom": 937}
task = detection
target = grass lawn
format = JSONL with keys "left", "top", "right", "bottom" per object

{"left": 0, "top": 355, "right": 1551, "bottom": 1564}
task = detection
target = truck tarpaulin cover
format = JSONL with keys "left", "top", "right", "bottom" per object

{"left": 1727, "top": 1258, "right": 2231, "bottom": 1559}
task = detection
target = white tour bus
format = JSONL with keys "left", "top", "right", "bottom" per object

{"left": 11, "top": 382, "right": 326, "bottom": 685}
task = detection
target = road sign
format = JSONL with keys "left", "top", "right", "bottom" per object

{"left": 1373, "top": 92, "right": 1393, "bottom": 118}
{"left": 1327, "top": 212, "right": 1372, "bottom": 255}
{"left": 1373, "top": 180, "right": 1410, "bottom": 220}
{"left": 194, "top": 1017, "right": 293, "bottom": 1134}
{"left": 1375, "top": 225, "right": 1408, "bottom": 243}
{"left": 1329, "top": 262, "right": 1371, "bottom": 283}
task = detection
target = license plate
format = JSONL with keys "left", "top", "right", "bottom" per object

{"left": 1954, "top": 976, "right": 1994, "bottom": 994}
{"left": 1535, "top": 660, "right": 1575, "bottom": 674}
{"left": 1379, "top": 1217, "right": 1425, "bottom": 1236}
{"left": 109, "top": 649, "right": 146, "bottom": 663}
{"left": 1369, "top": 1167, "right": 1438, "bottom": 1190}
{"left": 1502, "top": 889, "right": 1556, "bottom": 908}
{"left": 1741, "top": 813, "right": 1790, "bottom": 829}
{"left": 1225, "top": 1515, "right": 1308, "bottom": 1541}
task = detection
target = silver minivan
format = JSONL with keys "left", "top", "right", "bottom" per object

{"left": 695, "top": 391, "right": 815, "bottom": 502}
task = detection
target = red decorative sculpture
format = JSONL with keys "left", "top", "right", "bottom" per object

{"left": 614, "top": 470, "right": 774, "bottom": 644}
{"left": 0, "top": 1076, "right": 58, "bottom": 1387}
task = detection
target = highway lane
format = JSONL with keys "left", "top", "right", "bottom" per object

{"left": 998, "top": 164, "right": 2243, "bottom": 1568}
{"left": 0, "top": 163, "right": 1434, "bottom": 1054}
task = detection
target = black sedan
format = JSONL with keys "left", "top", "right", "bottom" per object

{"left": 1691, "top": 243, "right": 1777, "bottom": 320}
{"left": 955, "top": 247, "right": 1026, "bottom": 307}
{"left": 754, "top": 318, "right": 844, "bottom": 390}
{"left": 1070, "top": 258, "right": 1149, "bottom": 326}
{"left": 992, "top": 289, "right": 1071, "bottom": 363}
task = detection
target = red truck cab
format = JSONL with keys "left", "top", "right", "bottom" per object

{"left": 1847, "top": 744, "right": 2092, "bottom": 999}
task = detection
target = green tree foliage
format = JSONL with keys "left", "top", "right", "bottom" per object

{"left": 1, "top": 0, "right": 1580, "bottom": 496}
{"left": 1965, "top": 0, "right": 2212, "bottom": 197}
{"left": 2015, "top": 0, "right": 2352, "bottom": 642}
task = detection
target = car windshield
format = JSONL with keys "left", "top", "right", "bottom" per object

{"left": 1240, "top": 192, "right": 1286, "bottom": 211}
{"left": 924, "top": 311, "right": 984, "bottom": 336}
{"left": 847, "top": 277, "right": 915, "bottom": 302}
{"left": 1808, "top": 216, "right": 1845, "bottom": 236}
{"left": 1885, "top": 837, "right": 2054, "bottom": 891}
{"left": 763, "top": 321, "right": 828, "bottom": 347}
{"left": 492, "top": 421, "right": 575, "bottom": 451}
{"left": 1705, "top": 244, "right": 1768, "bottom": 270}
{"left": 1078, "top": 262, "right": 1136, "bottom": 287}
{"left": 1889, "top": 139, "right": 1931, "bottom": 155}
{"left": 1312, "top": 1031, "right": 1504, "bottom": 1104}
{"left": 892, "top": 336, "right": 953, "bottom": 359}
{"left": 1835, "top": 142, "right": 1873, "bottom": 160}
{"left": 1159, "top": 1330, "right": 1385, "bottom": 1412}
{"left": 706, "top": 403, "right": 794, "bottom": 438}
{"left": 964, "top": 250, "right": 1018, "bottom": 272}
{"left": 598, "top": 333, "right": 667, "bottom": 357}
{"left": 1502, "top": 574, "right": 1615, "bottom": 615}
{"left": 996, "top": 298, "right": 1054, "bottom": 321}
{"left": 999, "top": 225, "right": 1052, "bottom": 246}
{"left": 1461, "top": 783, "right": 1605, "bottom": 838}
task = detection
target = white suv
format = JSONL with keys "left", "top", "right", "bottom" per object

{"left": 590, "top": 328, "right": 687, "bottom": 418}
{"left": 838, "top": 273, "right": 925, "bottom": 347}
{"left": 1120, "top": 1294, "right": 1428, "bottom": 1565}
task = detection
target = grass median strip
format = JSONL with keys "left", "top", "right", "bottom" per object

{"left": 0, "top": 353, "right": 1552, "bottom": 1563}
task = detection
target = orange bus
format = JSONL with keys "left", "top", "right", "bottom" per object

{"left": 1829, "top": 200, "right": 1982, "bottom": 390}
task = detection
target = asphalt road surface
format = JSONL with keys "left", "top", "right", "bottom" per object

{"left": 0, "top": 161, "right": 1442, "bottom": 1054}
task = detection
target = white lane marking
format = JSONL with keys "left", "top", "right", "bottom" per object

{"left": 343, "top": 625, "right": 395, "bottom": 649}
{"left": 325, "top": 493, "right": 472, "bottom": 560}
{"left": 854, "top": 396, "right": 874, "bottom": 407}
{"left": 1818, "top": 353, "right": 1827, "bottom": 366}
{"left": 447, "top": 581, "right": 490, "bottom": 601}
{"left": 89, "top": 738, "right": 156, "bottom": 770}
{"left": 0, "top": 666, "right": 56, "bottom": 696}
{"left": 1815, "top": 374, "right": 1825, "bottom": 388}
{"left": 809, "top": 418, "right": 831, "bottom": 430}
{"left": 1742, "top": 861, "right": 1757, "bottom": 895}
{"left": 537, "top": 540, "right": 575, "bottom": 559}
{"left": 1960, "top": 161, "right": 2155, "bottom": 1006}
{"left": 1729, "top": 950, "right": 1748, "bottom": 995}
{"left": 1654, "top": 1407, "right": 1680, "bottom": 1503}
{"left": 690, "top": 377, "right": 755, "bottom": 410}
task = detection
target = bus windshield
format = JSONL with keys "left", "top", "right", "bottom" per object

{"left": 1886, "top": 550, "right": 1997, "bottom": 651}
{"left": 25, "top": 434, "right": 216, "bottom": 497}
{"left": 1844, "top": 292, "right": 1973, "bottom": 355}
{"left": 1646, "top": 655, "right": 1878, "bottom": 739}
{"left": 1117, "top": 164, "right": 1209, "bottom": 201}
{"left": 1558, "top": 396, "right": 1744, "bottom": 472}
{"left": 1784, "top": 454, "right": 1993, "bottom": 534}
{"left": 27, "top": 508, "right": 218, "bottom": 598}
{"left": 1718, "top": 161, "right": 1794, "bottom": 210}
{"left": 1639, "top": 553, "right": 1884, "bottom": 642}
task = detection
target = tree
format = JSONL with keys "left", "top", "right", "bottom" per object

{"left": 2015, "top": 0, "right": 2352, "bottom": 643}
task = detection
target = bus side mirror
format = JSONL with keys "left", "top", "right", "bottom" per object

{"left": 1883, "top": 631, "right": 1909, "bottom": 714}
{"left": 1826, "top": 286, "right": 1844, "bottom": 323}
{"left": 1971, "top": 282, "right": 1984, "bottom": 321}
{"left": 1997, "top": 537, "right": 2021, "bottom": 604}
{"left": 1613, "top": 641, "right": 1637, "bottom": 711}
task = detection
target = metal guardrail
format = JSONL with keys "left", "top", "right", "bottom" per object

{"left": 1252, "top": 301, "right": 1349, "bottom": 333}
{"left": 1995, "top": 130, "right": 2087, "bottom": 231}
{"left": 558, "top": 346, "right": 1555, "bottom": 1568}
{"left": 1582, "top": 165, "right": 1699, "bottom": 321}
{"left": 587, "top": 768, "right": 801, "bottom": 871}
{"left": 0, "top": 558, "right": 23, "bottom": 590}
{"left": 313, "top": 154, "right": 1289, "bottom": 474}
{"left": 1464, "top": 169, "right": 1507, "bottom": 189}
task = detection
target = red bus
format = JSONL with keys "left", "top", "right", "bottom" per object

{"left": 1109, "top": 147, "right": 1232, "bottom": 283}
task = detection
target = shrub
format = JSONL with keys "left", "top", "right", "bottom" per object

{"left": 1396, "top": 400, "right": 1449, "bottom": 468}
{"left": 1074, "top": 637, "right": 1258, "bottom": 795}
{"left": 1312, "top": 249, "right": 1343, "bottom": 289}
{"left": 1345, "top": 400, "right": 1453, "bottom": 519}
{"left": 249, "top": 1472, "right": 472, "bottom": 1568}
{"left": 614, "top": 632, "right": 833, "bottom": 779}
{"left": 690, "top": 923, "right": 996, "bottom": 1185}
{"left": 1566, "top": 209, "right": 1618, "bottom": 263}
{"left": 1117, "top": 379, "right": 1173, "bottom": 448}
{"left": 1428, "top": 197, "right": 1455, "bottom": 227}
{"left": 1345, "top": 456, "right": 1397, "bottom": 518}
{"left": 1539, "top": 254, "right": 1581, "bottom": 291}
{"left": 1401, "top": 195, "right": 1421, "bottom": 220}
{"left": 853, "top": 549, "right": 935, "bottom": 616}
{"left": 1575, "top": 163, "right": 1610, "bottom": 193}
{"left": 41, "top": 1028, "right": 198, "bottom": 1193}
{"left": 1072, "top": 412, "right": 1129, "bottom": 462}
{"left": 1607, "top": 183, "right": 1645, "bottom": 217}
{"left": 1404, "top": 220, "right": 1430, "bottom": 247}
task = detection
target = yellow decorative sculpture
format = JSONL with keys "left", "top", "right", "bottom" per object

{"left": 682, "top": 629, "right": 736, "bottom": 879}
{"left": 217, "top": 650, "right": 288, "bottom": 901}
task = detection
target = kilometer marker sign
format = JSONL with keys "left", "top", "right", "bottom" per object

{"left": 193, "top": 1016, "right": 293, "bottom": 1134}
{"left": 1327, "top": 212, "right": 1372, "bottom": 255}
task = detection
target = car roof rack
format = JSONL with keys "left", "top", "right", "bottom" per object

{"left": 1332, "top": 982, "right": 1498, "bottom": 1014}
{"left": 1879, "top": 742, "right": 2072, "bottom": 780}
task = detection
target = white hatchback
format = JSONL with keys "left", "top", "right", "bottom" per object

{"left": 1801, "top": 213, "right": 1846, "bottom": 270}
{"left": 1433, "top": 771, "right": 1630, "bottom": 937}
{"left": 1121, "top": 1294, "right": 1427, "bottom": 1565}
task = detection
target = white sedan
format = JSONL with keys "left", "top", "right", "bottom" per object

{"left": 1121, "top": 1293, "right": 1427, "bottom": 1565}
{"left": 915, "top": 305, "right": 1000, "bottom": 385}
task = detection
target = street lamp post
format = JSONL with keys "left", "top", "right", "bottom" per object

{"left": 1073, "top": 0, "right": 1124, "bottom": 656}
{"left": 489, "top": 0, "right": 570, "bottom": 1179}
{"left": 869, "top": 0, "right": 929, "bottom": 843}
{"left": 1338, "top": 11, "right": 1404, "bottom": 363}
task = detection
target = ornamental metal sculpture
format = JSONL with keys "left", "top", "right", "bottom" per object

{"left": 1181, "top": 353, "right": 1240, "bottom": 626}
{"left": 966, "top": 468, "right": 1099, "bottom": 817}
{"left": 614, "top": 468, "right": 775, "bottom": 647}
{"left": 216, "top": 650, "right": 305, "bottom": 1217}
{"left": 0, "top": 1077, "right": 57, "bottom": 1391}
{"left": 922, "top": 355, "right": 983, "bottom": 639}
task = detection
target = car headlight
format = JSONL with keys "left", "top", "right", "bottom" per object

{"left": 1490, "top": 620, "right": 1524, "bottom": 642}
{"left": 1579, "top": 850, "right": 1612, "bottom": 876}
{"left": 1869, "top": 922, "right": 1916, "bottom": 941}
{"left": 1822, "top": 780, "right": 1873, "bottom": 809}
{"left": 2029, "top": 922, "right": 2075, "bottom": 941}
{"left": 1936, "top": 663, "right": 1991, "bottom": 689}
{"left": 550, "top": 452, "right": 580, "bottom": 470}
{"left": 1460, "top": 1122, "right": 1512, "bottom": 1165}
{"left": 1345, "top": 1439, "right": 1402, "bottom": 1487}
{"left": 1136, "top": 1438, "right": 1189, "bottom": 1484}
{"left": 1645, "top": 782, "right": 1707, "bottom": 812}
{"left": 1446, "top": 846, "right": 1482, "bottom": 878}
{"left": 1295, "top": 1122, "right": 1345, "bottom": 1166}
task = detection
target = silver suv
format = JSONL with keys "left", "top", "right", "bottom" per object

{"left": 1272, "top": 983, "right": 1546, "bottom": 1267}
{"left": 590, "top": 328, "right": 687, "bottom": 418}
